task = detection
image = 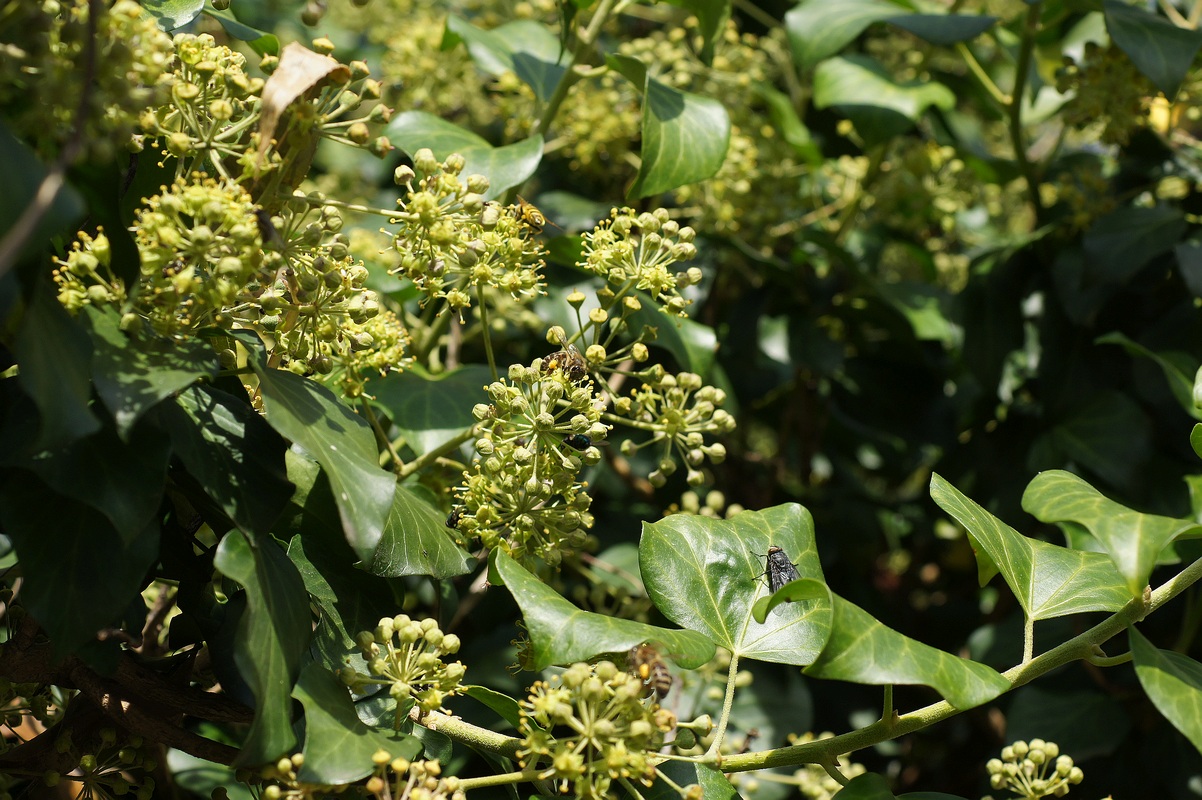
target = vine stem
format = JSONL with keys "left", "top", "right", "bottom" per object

{"left": 1022, "top": 614, "right": 1034, "bottom": 664}
{"left": 703, "top": 651, "right": 741, "bottom": 760}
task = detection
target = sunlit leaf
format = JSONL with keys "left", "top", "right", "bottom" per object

{"left": 365, "top": 483, "right": 473, "bottom": 579}
{"left": 490, "top": 550, "right": 715, "bottom": 670}
{"left": 1023, "top": 470, "right": 1202, "bottom": 596}
{"left": 785, "top": 0, "right": 898, "bottom": 71}
{"left": 813, "top": 55, "right": 954, "bottom": 123}
{"left": 1131, "top": 627, "right": 1202, "bottom": 756}
{"left": 640, "top": 504, "right": 833, "bottom": 665}
{"left": 444, "top": 16, "right": 567, "bottom": 102}
{"left": 204, "top": 7, "right": 279, "bottom": 56}
{"left": 932, "top": 473, "right": 1132, "bottom": 617}
{"left": 142, "top": 0, "right": 205, "bottom": 30}
{"left": 660, "top": 0, "right": 731, "bottom": 64}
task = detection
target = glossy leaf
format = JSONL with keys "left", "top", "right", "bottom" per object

{"left": 142, "top": 0, "right": 204, "bottom": 30}
{"left": 231, "top": 330, "right": 395, "bottom": 562}
{"left": 813, "top": 55, "right": 955, "bottom": 123}
{"left": 752, "top": 578, "right": 831, "bottom": 623}
{"left": 805, "top": 593, "right": 1007, "bottom": 710}
{"left": 84, "top": 307, "right": 216, "bottom": 438}
{"left": 1098, "top": 332, "right": 1200, "bottom": 420}
{"left": 294, "top": 663, "right": 413, "bottom": 784}
{"left": 640, "top": 504, "right": 834, "bottom": 665}
{"left": 444, "top": 17, "right": 566, "bottom": 102}
{"left": 1023, "top": 470, "right": 1202, "bottom": 596}
{"left": 1104, "top": 0, "right": 1202, "bottom": 96}
{"left": 11, "top": 286, "right": 98, "bottom": 451}
{"left": 0, "top": 473, "right": 159, "bottom": 660}
{"left": 214, "top": 531, "right": 311, "bottom": 767}
{"left": 785, "top": 0, "right": 898, "bottom": 71}
{"left": 757, "top": 83, "right": 822, "bottom": 165}
{"left": 1082, "top": 206, "right": 1186, "bottom": 284}
{"left": 385, "top": 112, "right": 543, "bottom": 200}
{"left": 1131, "top": 626, "right": 1202, "bottom": 755}
{"left": 371, "top": 365, "right": 491, "bottom": 455}
{"left": 646, "top": 762, "right": 739, "bottom": 800}
{"left": 463, "top": 685, "right": 523, "bottom": 730}
{"left": 931, "top": 474, "right": 1132, "bottom": 618}
{"left": 1194, "top": 423, "right": 1202, "bottom": 460}
{"left": 163, "top": 384, "right": 293, "bottom": 537}
{"left": 365, "top": 483, "right": 473, "bottom": 579}
{"left": 490, "top": 550, "right": 715, "bottom": 671}
{"left": 887, "top": 14, "right": 996, "bottom": 45}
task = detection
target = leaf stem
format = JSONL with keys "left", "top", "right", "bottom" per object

{"left": 703, "top": 651, "right": 741, "bottom": 760}
{"left": 955, "top": 42, "right": 1009, "bottom": 106}
{"left": 476, "top": 285, "right": 499, "bottom": 382}
{"left": 397, "top": 426, "right": 477, "bottom": 479}
{"left": 361, "top": 398, "right": 403, "bottom": 474}
{"left": 1022, "top": 614, "right": 1034, "bottom": 664}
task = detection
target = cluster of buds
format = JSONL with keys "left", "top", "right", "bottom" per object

{"left": 670, "top": 489, "right": 744, "bottom": 519}
{"left": 783, "top": 732, "right": 867, "bottom": 800}
{"left": 985, "top": 739, "right": 1083, "bottom": 799}
{"left": 258, "top": 753, "right": 336, "bottom": 800}
{"left": 578, "top": 208, "right": 701, "bottom": 316}
{"left": 615, "top": 371, "right": 734, "bottom": 486}
{"left": 389, "top": 150, "right": 546, "bottom": 317}
{"left": 454, "top": 357, "right": 608, "bottom": 568}
{"left": 66, "top": 729, "right": 157, "bottom": 800}
{"left": 517, "top": 661, "right": 677, "bottom": 800}
{"left": 364, "top": 752, "right": 465, "bottom": 800}
{"left": 338, "top": 616, "right": 465, "bottom": 724}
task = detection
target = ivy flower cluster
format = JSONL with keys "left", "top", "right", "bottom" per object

{"left": 454, "top": 359, "right": 607, "bottom": 568}
{"left": 337, "top": 616, "right": 465, "bottom": 723}
{"left": 0, "top": 0, "right": 174, "bottom": 161}
{"left": 983, "top": 739, "right": 1084, "bottom": 799}
{"left": 389, "top": 150, "right": 546, "bottom": 317}
{"left": 615, "top": 371, "right": 734, "bottom": 487}
{"left": 1056, "top": 42, "right": 1153, "bottom": 147}
{"left": 258, "top": 753, "right": 337, "bottom": 800}
{"left": 783, "top": 733, "right": 867, "bottom": 800}
{"left": 56, "top": 729, "right": 158, "bottom": 800}
{"left": 578, "top": 208, "right": 700, "bottom": 316}
{"left": 364, "top": 753, "right": 465, "bottom": 800}
{"left": 517, "top": 661, "right": 677, "bottom": 800}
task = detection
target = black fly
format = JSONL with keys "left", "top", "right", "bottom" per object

{"left": 764, "top": 545, "right": 800, "bottom": 593}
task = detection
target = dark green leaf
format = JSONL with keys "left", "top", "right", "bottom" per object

{"left": 84, "top": 306, "right": 216, "bottom": 438}
{"left": 805, "top": 593, "right": 1007, "bottom": 710}
{"left": 230, "top": 330, "right": 395, "bottom": 562}
{"left": 1023, "top": 470, "right": 1202, "bottom": 596}
{"left": 490, "top": 550, "right": 715, "bottom": 670}
{"left": 640, "top": 504, "right": 834, "bottom": 665}
{"left": 628, "top": 296, "right": 718, "bottom": 379}
{"left": 294, "top": 663, "right": 413, "bottom": 784}
{"left": 1131, "top": 626, "right": 1202, "bottom": 756}
{"left": 932, "top": 474, "right": 1132, "bottom": 617}
{"left": 785, "top": 0, "right": 898, "bottom": 71}
{"left": 1006, "top": 685, "right": 1130, "bottom": 760}
{"left": 0, "top": 121, "right": 83, "bottom": 262}
{"left": 834, "top": 773, "right": 894, "bottom": 799}
{"left": 886, "top": 14, "right": 997, "bottom": 45}
{"left": 11, "top": 285, "right": 98, "bottom": 451}
{"left": 1097, "top": 332, "right": 1200, "bottom": 420}
{"left": 163, "top": 384, "right": 293, "bottom": 536}
{"left": 203, "top": 8, "right": 279, "bottom": 56}
{"left": 26, "top": 423, "right": 169, "bottom": 542}
{"left": 371, "top": 365, "right": 491, "bottom": 455}
{"left": 622, "top": 61, "right": 731, "bottom": 199}
{"left": 0, "top": 473, "right": 158, "bottom": 659}
{"left": 142, "top": 0, "right": 205, "bottom": 30}
{"left": 646, "top": 761, "right": 739, "bottom": 800}
{"left": 463, "top": 685, "right": 523, "bottom": 729}
{"left": 1175, "top": 239, "right": 1202, "bottom": 297}
{"left": 1104, "top": 0, "right": 1202, "bottom": 96}
{"left": 385, "top": 112, "right": 543, "bottom": 201}
{"left": 1082, "top": 205, "right": 1186, "bottom": 284}
{"left": 1045, "top": 391, "right": 1152, "bottom": 491}
{"left": 214, "top": 531, "right": 311, "bottom": 767}
{"left": 813, "top": 55, "right": 955, "bottom": 126}
{"left": 365, "top": 483, "right": 473, "bottom": 578}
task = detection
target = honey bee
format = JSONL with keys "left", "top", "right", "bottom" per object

{"left": 627, "top": 643, "right": 673, "bottom": 701}
{"left": 543, "top": 339, "right": 589, "bottom": 383}
{"left": 515, "top": 197, "right": 547, "bottom": 234}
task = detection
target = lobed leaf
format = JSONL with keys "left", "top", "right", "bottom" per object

{"left": 1131, "top": 627, "right": 1202, "bottom": 757}
{"left": 1023, "top": 470, "right": 1202, "bottom": 596}
{"left": 365, "top": 483, "right": 474, "bottom": 579}
{"left": 490, "top": 550, "right": 714, "bottom": 671}
{"left": 370, "top": 365, "right": 491, "bottom": 455}
{"left": 813, "top": 55, "right": 954, "bottom": 125}
{"left": 639, "top": 504, "right": 833, "bottom": 665}
{"left": 931, "top": 473, "right": 1132, "bottom": 618}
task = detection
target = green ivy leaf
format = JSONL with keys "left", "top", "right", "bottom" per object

{"left": 214, "top": 531, "right": 311, "bottom": 767}
{"left": 142, "top": 0, "right": 205, "bottom": 31}
{"left": 1023, "top": 470, "right": 1202, "bottom": 596}
{"left": 161, "top": 384, "right": 293, "bottom": 537}
{"left": 751, "top": 578, "right": 831, "bottom": 623}
{"left": 757, "top": 84, "right": 823, "bottom": 165}
{"left": 805, "top": 593, "right": 1007, "bottom": 710}
{"left": 0, "top": 473, "right": 159, "bottom": 660}
{"left": 371, "top": 365, "right": 490, "bottom": 455}
{"left": 11, "top": 286, "right": 98, "bottom": 451}
{"left": 462, "top": 685, "right": 524, "bottom": 730}
{"left": 1006, "top": 685, "right": 1130, "bottom": 760}
{"left": 785, "top": 0, "right": 898, "bottom": 71}
{"left": 1044, "top": 391, "right": 1152, "bottom": 492}
{"left": 1104, "top": 0, "right": 1202, "bottom": 96}
{"left": 293, "top": 663, "right": 416, "bottom": 784}
{"left": 646, "top": 762, "right": 739, "bottom": 800}
{"left": 887, "top": 14, "right": 997, "bottom": 45}
{"left": 813, "top": 55, "right": 955, "bottom": 143}
{"left": 931, "top": 474, "right": 1131, "bottom": 617}
{"left": 628, "top": 297, "right": 718, "bottom": 379}
{"left": 230, "top": 330, "right": 395, "bottom": 563}
{"left": 365, "top": 483, "right": 473, "bottom": 579}
{"left": 1131, "top": 627, "right": 1202, "bottom": 756}
{"left": 444, "top": 16, "right": 567, "bottom": 102}
{"left": 385, "top": 112, "right": 543, "bottom": 201}
{"left": 203, "top": 7, "right": 279, "bottom": 56}
{"left": 1193, "top": 424, "right": 1202, "bottom": 460}
{"left": 0, "top": 122, "right": 83, "bottom": 263}
{"left": 1097, "top": 332, "right": 1200, "bottom": 420}
{"left": 1082, "top": 205, "right": 1186, "bottom": 284}
{"left": 639, "top": 504, "right": 833, "bottom": 665}
{"left": 490, "top": 550, "right": 715, "bottom": 670}
{"left": 84, "top": 307, "right": 216, "bottom": 438}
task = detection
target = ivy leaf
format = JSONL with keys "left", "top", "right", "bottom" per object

{"left": 1044, "top": 391, "right": 1152, "bottom": 492}
{"left": 834, "top": 772, "right": 968, "bottom": 799}
{"left": 490, "top": 550, "right": 715, "bottom": 670}
{"left": 887, "top": 14, "right": 996, "bottom": 45}
{"left": 1082, "top": 206, "right": 1185, "bottom": 284}
{"left": 371, "top": 366, "right": 491, "bottom": 455}
{"left": 84, "top": 306, "right": 216, "bottom": 439}
{"left": 931, "top": 474, "right": 1132, "bottom": 618}
{"left": 1006, "top": 685, "right": 1130, "bottom": 760}
{"left": 639, "top": 504, "right": 834, "bottom": 665}
{"left": 0, "top": 473, "right": 158, "bottom": 660}
{"left": 463, "top": 685, "right": 523, "bottom": 729}
{"left": 443, "top": 16, "right": 567, "bottom": 102}
{"left": 293, "top": 663, "right": 416, "bottom": 785}
{"left": 751, "top": 578, "right": 831, "bottom": 624}
{"left": 1193, "top": 424, "right": 1202, "bottom": 460}
{"left": 203, "top": 7, "right": 279, "bottom": 56}
{"left": 385, "top": 112, "right": 543, "bottom": 200}
{"left": 161, "top": 384, "right": 293, "bottom": 537}
{"left": 805, "top": 593, "right": 1007, "bottom": 710}
{"left": 1097, "top": 332, "right": 1200, "bottom": 420}
{"left": 1131, "top": 626, "right": 1202, "bottom": 756}
{"left": 142, "top": 0, "right": 205, "bottom": 30}
{"left": 1023, "top": 470, "right": 1202, "bottom": 596}
{"left": 628, "top": 297, "right": 718, "bottom": 379}
{"left": 230, "top": 330, "right": 395, "bottom": 563}
{"left": 365, "top": 483, "right": 473, "bottom": 579}
{"left": 0, "top": 121, "right": 83, "bottom": 263}
{"left": 784, "top": 0, "right": 898, "bottom": 71}
{"left": 646, "top": 762, "right": 739, "bottom": 800}
{"left": 757, "top": 84, "right": 823, "bottom": 165}
{"left": 1104, "top": 0, "right": 1202, "bottom": 96}
{"left": 813, "top": 55, "right": 954, "bottom": 143}
{"left": 214, "top": 531, "right": 311, "bottom": 767}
